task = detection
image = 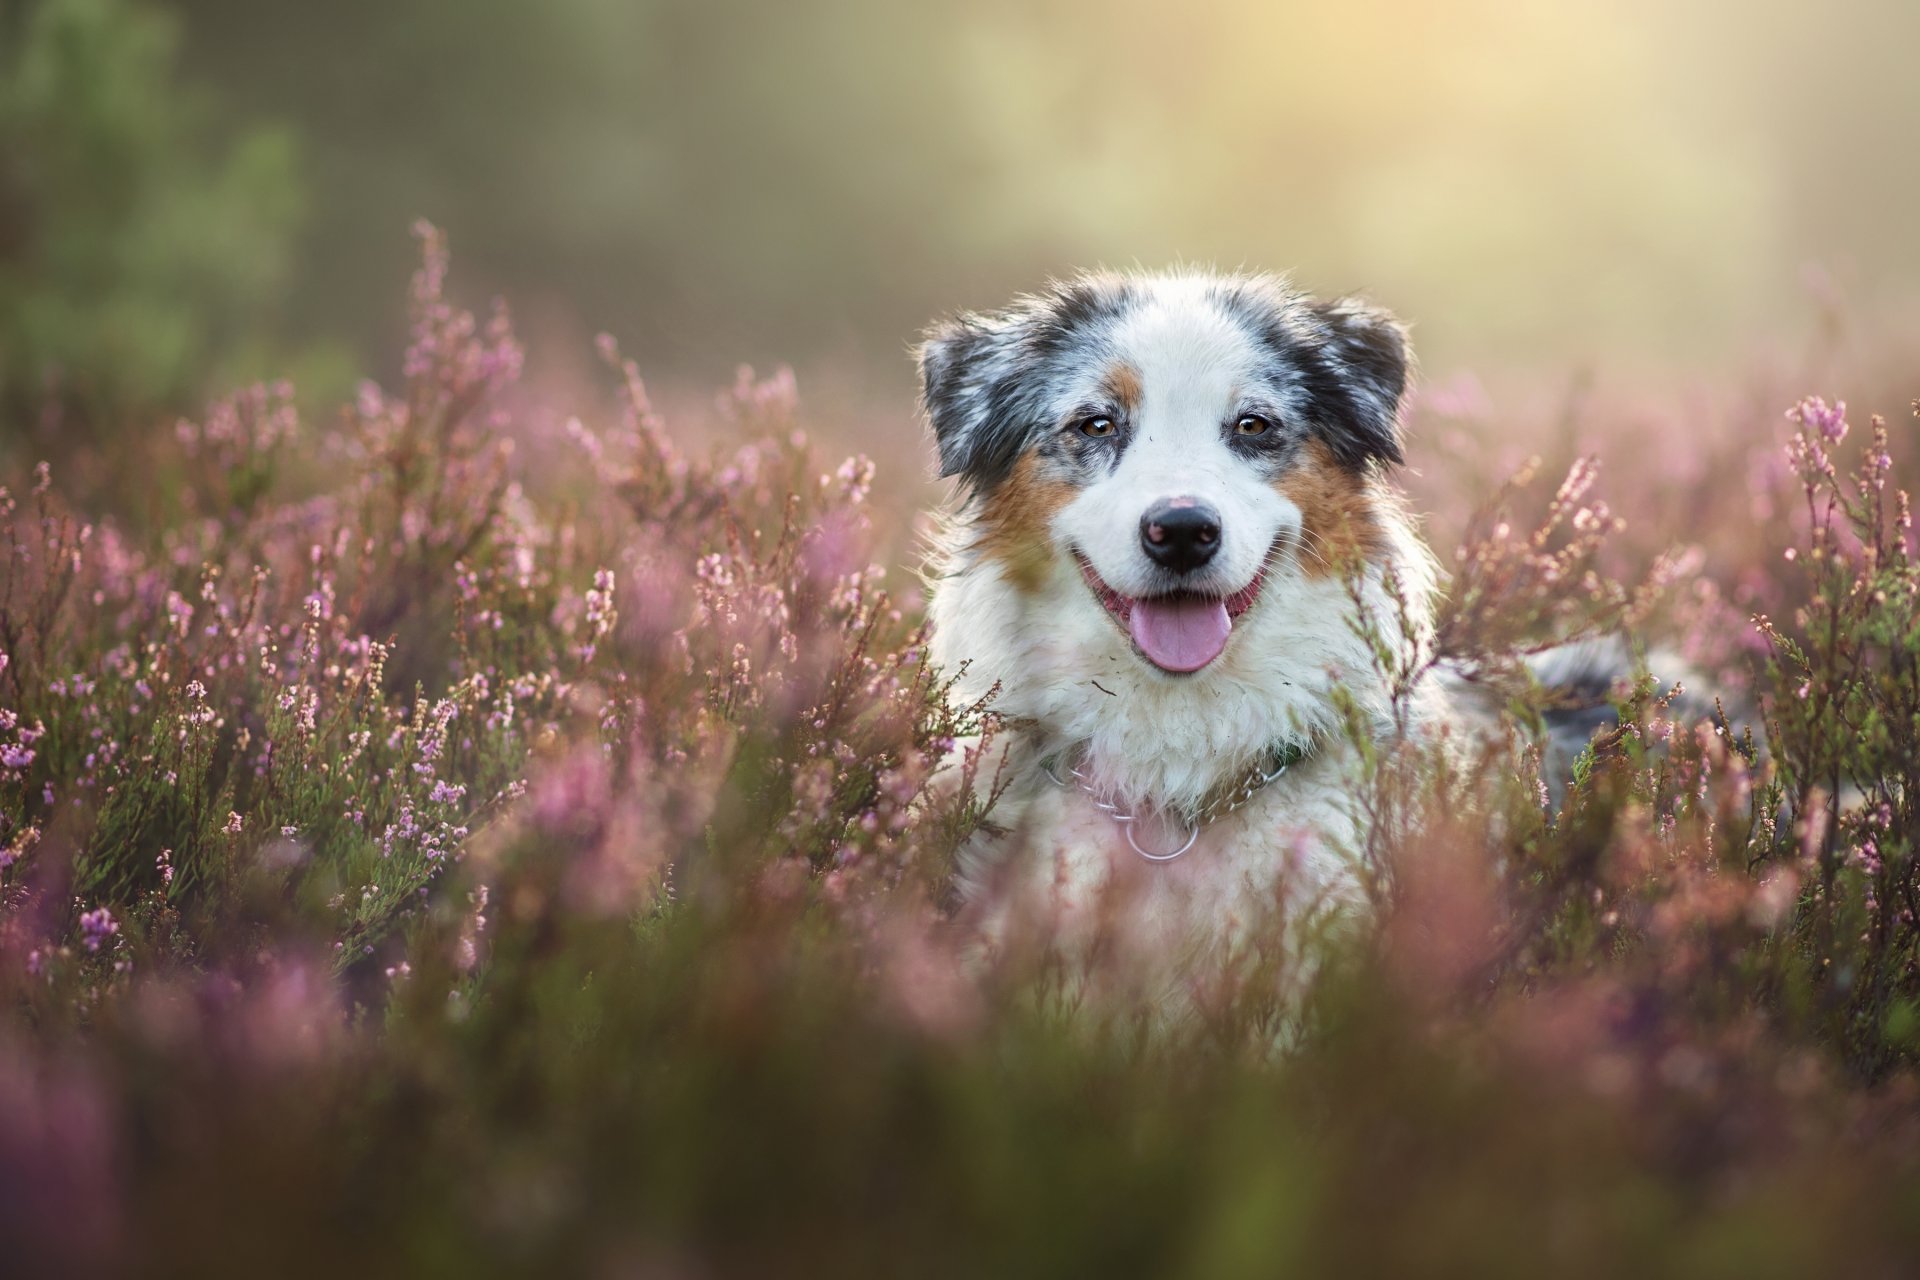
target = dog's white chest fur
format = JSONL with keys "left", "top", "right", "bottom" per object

{"left": 954, "top": 743, "right": 1372, "bottom": 965}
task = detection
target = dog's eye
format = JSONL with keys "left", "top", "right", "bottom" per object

{"left": 1234, "top": 414, "right": 1271, "bottom": 437}
{"left": 1079, "top": 416, "right": 1117, "bottom": 438}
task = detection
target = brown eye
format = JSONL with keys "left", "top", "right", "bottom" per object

{"left": 1079, "top": 416, "right": 1117, "bottom": 438}
{"left": 1235, "top": 414, "right": 1271, "bottom": 437}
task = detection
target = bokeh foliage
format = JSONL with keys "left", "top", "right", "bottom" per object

{"left": 0, "top": 0, "right": 308, "bottom": 445}
{"left": 7, "top": 0, "right": 1918, "bottom": 440}
{"left": 164, "top": 0, "right": 1920, "bottom": 384}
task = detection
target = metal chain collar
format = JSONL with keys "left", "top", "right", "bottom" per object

{"left": 1041, "top": 739, "right": 1312, "bottom": 862}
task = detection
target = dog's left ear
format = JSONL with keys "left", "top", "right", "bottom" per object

{"left": 1305, "top": 297, "right": 1413, "bottom": 469}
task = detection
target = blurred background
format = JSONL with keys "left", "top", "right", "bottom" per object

{"left": 3, "top": 0, "right": 1916, "bottom": 450}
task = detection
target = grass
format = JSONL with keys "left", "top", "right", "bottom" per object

{"left": 1, "top": 226, "right": 1917, "bottom": 1277}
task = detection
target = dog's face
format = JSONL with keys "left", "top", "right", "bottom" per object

{"left": 920, "top": 273, "right": 1411, "bottom": 676}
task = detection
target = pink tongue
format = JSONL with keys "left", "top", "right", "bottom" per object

{"left": 1128, "top": 597, "right": 1232, "bottom": 672}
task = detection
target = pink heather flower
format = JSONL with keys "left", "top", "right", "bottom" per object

{"left": 224, "top": 812, "right": 245, "bottom": 836}
{"left": 1855, "top": 839, "right": 1883, "bottom": 876}
{"left": 356, "top": 379, "right": 388, "bottom": 421}
{"left": 403, "top": 222, "right": 524, "bottom": 394}
{"left": 380, "top": 803, "right": 425, "bottom": 858}
{"left": 0, "top": 744, "right": 33, "bottom": 770}
{"left": 834, "top": 454, "right": 876, "bottom": 505}
{"left": 564, "top": 416, "right": 605, "bottom": 463}
{"left": 1789, "top": 396, "right": 1848, "bottom": 445}
{"left": 455, "top": 885, "right": 489, "bottom": 973}
{"left": 415, "top": 699, "right": 459, "bottom": 769}
{"left": 78, "top": 907, "right": 118, "bottom": 952}
{"left": 578, "top": 569, "right": 618, "bottom": 661}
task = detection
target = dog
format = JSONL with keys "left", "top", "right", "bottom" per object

{"left": 915, "top": 271, "right": 1681, "bottom": 988}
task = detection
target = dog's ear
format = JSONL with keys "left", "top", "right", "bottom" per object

{"left": 919, "top": 275, "right": 1132, "bottom": 489}
{"left": 916, "top": 312, "right": 1028, "bottom": 487}
{"left": 1303, "top": 297, "right": 1413, "bottom": 469}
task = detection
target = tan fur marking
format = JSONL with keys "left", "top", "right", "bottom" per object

{"left": 1100, "top": 362, "right": 1143, "bottom": 417}
{"left": 1277, "top": 440, "right": 1388, "bottom": 578}
{"left": 970, "top": 453, "right": 1076, "bottom": 593}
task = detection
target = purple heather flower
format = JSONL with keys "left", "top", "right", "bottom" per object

{"left": 78, "top": 907, "right": 118, "bottom": 952}
{"left": 1789, "top": 396, "right": 1848, "bottom": 444}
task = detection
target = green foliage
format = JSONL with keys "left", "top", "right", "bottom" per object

{"left": 0, "top": 0, "right": 305, "bottom": 445}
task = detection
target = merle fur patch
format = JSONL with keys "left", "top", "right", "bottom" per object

{"left": 918, "top": 273, "right": 1412, "bottom": 491}
{"left": 917, "top": 277, "right": 1134, "bottom": 490}
{"left": 1209, "top": 281, "right": 1412, "bottom": 470}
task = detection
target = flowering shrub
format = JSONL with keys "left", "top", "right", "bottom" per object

{"left": 0, "top": 230, "right": 1916, "bottom": 1274}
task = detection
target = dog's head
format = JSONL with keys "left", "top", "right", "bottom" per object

{"left": 919, "top": 272, "right": 1412, "bottom": 676}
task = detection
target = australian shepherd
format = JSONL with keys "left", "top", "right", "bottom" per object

{"left": 916, "top": 271, "right": 1668, "bottom": 986}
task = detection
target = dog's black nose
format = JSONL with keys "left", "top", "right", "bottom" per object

{"left": 1140, "top": 498, "right": 1221, "bottom": 574}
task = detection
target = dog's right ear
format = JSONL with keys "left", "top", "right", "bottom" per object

{"left": 920, "top": 276, "right": 1128, "bottom": 489}
{"left": 916, "top": 313, "right": 1029, "bottom": 489}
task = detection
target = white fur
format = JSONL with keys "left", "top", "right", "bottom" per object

{"left": 925, "top": 278, "right": 1442, "bottom": 983}
{"left": 1060, "top": 286, "right": 1302, "bottom": 604}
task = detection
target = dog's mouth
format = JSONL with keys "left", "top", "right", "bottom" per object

{"left": 1074, "top": 553, "right": 1268, "bottom": 674}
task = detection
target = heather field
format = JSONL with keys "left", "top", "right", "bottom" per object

{"left": 0, "top": 223, "right": 1915, "bottom": 1277}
